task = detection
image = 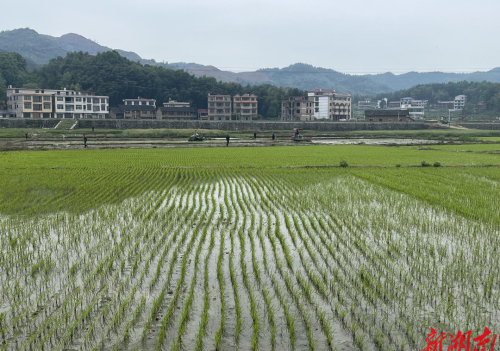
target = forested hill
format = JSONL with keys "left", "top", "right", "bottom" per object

{"left": 0, "top": 51, "right": 304, "bottom": 118}
{"left": 367, "top": 69, "right": 500, "bottom": 92}
{"left": 0, "top": 28, "right": 199, "bottom": 70}
{"left": 375, "top": 81, "right": 500, "bottom": 113}
{"left": 3, "top": 29, "right": 500, "bottom": 95}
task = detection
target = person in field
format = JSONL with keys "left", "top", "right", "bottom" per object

{"left": 84, "top": 135, "right": 88, "bottom": 148}
{"left": 226, "top": 134, "right": 230, "bottom": 146}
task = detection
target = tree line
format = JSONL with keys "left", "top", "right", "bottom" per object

{"left": 0, "top": 51, "right": 305, "bottom": 118}
{"left": 375, "top": 81, "right": 500, "bottom": 113}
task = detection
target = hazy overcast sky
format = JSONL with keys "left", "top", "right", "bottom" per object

{"left": 1, "top": 0, "right": 498, "bottom": 74}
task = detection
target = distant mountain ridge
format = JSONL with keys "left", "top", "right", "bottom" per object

{"left": 1, "top": 28, "right": 500, "bottom": 94}
{"left": 0, "top": 28, "right": 197, "bottom": 70}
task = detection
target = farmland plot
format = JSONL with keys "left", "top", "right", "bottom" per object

{"left": 1, "top": 165, "right": 500, "bottom": 351}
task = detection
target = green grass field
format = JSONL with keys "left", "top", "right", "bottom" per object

{"left": 0, "top": 145, "right": 499, "bottom": 351}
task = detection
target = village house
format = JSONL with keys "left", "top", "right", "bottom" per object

{"left": 281, "top": 97, "right": 314, "bottom": 121}
{"left": 156, "top": 100, "right": 197, "bottom": 120}
{"left": 207, "top": 94, "right": 232, "bottom": 121}
{"left": 233, "top": 94, "right": 258, "bottom": 120}
{"left": 364, "top": 109, "right": 413, "bottom": 122}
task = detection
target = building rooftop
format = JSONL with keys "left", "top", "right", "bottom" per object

{"left": 124, "top": 97, "right": 156, "bottom": 101}
{"left": 118, "top": 104, "right": 156, "bottom": 111}
{"left": 309, "top": 89, "right": 336, "bottom": 93}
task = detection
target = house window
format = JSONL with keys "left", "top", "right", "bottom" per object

{"left": 24, "top": 113, "right": 31, "bottom": 118}
{"left": 76, "top": 97, "right": 82, "bottom": 102}
{"left": 44, "top": 96, "right": 51, "bottom": 101}
{"left": 57, "top": 104, "right": 64, "bottom": 109}
{"left": 315, "top": 108, "right": 319, "bottom": 112}
{"left": 24, "top": 96, "right": 31, "bottom": 101}
{"left": 296, "top": 109, "right": 300, "bottom": 113}
{"left": 24, "top": 102, "right": 32, "bottom": 109}
{"left": 57, "top": 114, "right": 63, "bottom": 118}
{"left": 43, "top": 103, "right": 51, "bottom": 109}
{"left": 76, "top": 105, "right": 82, "bottom": 110}
{"left": 57, "top": 97, "right": 63, "bottom": 101}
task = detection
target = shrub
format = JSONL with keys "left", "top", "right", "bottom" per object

{"left": 433, "top": 162, "right": 441, "bottom": 167}
{"left": 339, "top": 160, "right": 349, "bottom": 168}
{"left": 421, "top": 161, "right": 431, "bottom": 167}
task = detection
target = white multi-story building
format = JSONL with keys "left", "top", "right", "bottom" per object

{"left": 51, "top": 88, "right": 108, "bottom": 119}
{"left": 123, "top": 97, "right": 156, "bottom": 107}
{"left": 397, "top": 97, "right": 425, "bottom": 120}
{"left": 454, "top": 95, "right": 467, "bottom": 110}
{"left": 6, "top": 86, "right": 109, "bottom": 118}
{"left": 308, "top": 89, "right": 352, "bottom": 121}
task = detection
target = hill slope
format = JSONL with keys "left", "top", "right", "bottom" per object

{"left": 0, "top": 28, "right": 194, "bottom": 69}
{"left": 2, "top": 28, "right": 500, "bottom": 94}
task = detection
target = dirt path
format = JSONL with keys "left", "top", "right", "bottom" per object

{"left": 450, "top": 124, "right": 469, "bottom": 130}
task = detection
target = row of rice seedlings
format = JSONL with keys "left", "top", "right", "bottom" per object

{"left": 58, "top": 213, "right": 152, "bottom": 351}
{"left": 304, "top": 176, "right": 492, "bottom": 350}
{"left": 26, "top": 206, "right": 148, "bottom": 351}
{"left": 22, "top": 187, "right": 163, "bottom": 346}
{"left": 247, "top": 175, "right": 306, "bottom": 349}
{"left": 154, "top": 179, "right": 213, "bottom": 350}
{"left": 141, "top": 179, "right": 201, "bottom": 338}
{"left": 254, "top": 172, "right": 334, "bottom": 349}
{"left": 268, "top": 173, "right": 403, "bottom": 347}
{"left": 1, "top": 168, "right": 179, "bottom": 348}
{"left": 227, "top": 178, "right": 262, "bottom": 343}
{"left": 170, "top": 182, "right": 217, "bottom": 350}
{"left": 194, "top": 212, "right": 218, "bottom": 350}
{"left": 242, "top": 174, "right": 294, "bottom": 349}
{"left": 256, "top": 171, "right": 391, "bottom": 350}
{"left": 141, "top": 174, "right": 204, "bottom": 339}
{"left": 239, "top": 174, "right": 286, "bottom": 351}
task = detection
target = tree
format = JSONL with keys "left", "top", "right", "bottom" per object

{"left": 463, "top": 102, "right": 474, "bottom": 115}
{"left": 0, "top": 74, "right": 6, "bottom": 105}
{"left": 267, "top": 106, "right": 277, "bottom": 118}
{"left": 2, "top": 50, "right": 308, "bottom": 118}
